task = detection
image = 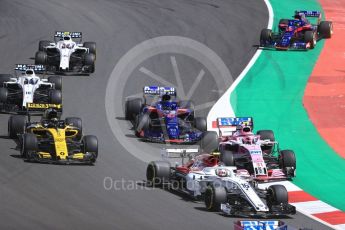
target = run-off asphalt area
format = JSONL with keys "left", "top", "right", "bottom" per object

{"left": 0, "top": 0, "right": 332, "bottom": 229}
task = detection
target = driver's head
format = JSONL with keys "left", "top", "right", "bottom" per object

{"left": 294, "top": 12, "right": 303, "bottom": 20}
{"left": 242, "top": 126, "right": 251, "bottom": 133}
{"left": 25, "top": 69, "right": 34, "bottom": 76}
{"left": 44, "top": 108, "right": 59, "bottom": 120}
{"left": 63, "top": 35, "right": 71, "bottom": 41}
{"left": 162, "top": 94, "right": 171, "bottom": 102}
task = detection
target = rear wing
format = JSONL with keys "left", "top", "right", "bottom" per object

{"left": 25, "top": 103, "right": 62, "bottom": 120}
{"left": 234, "top": 220, "right": 287, "bottom": 230}
{"left": 161, "top": 147, "right": 199, "bottom": 164}
{"left": 143, "top": 86, "right": 177, "bottom": 96}
{"left": 295, "top": 10, "right": 321, "bottom": 18}
{"left": 26, "top": 103, "right": 62, "bottom": 110}
{"left": 15, "top": 64, "right": 45, "bottom": 73}
{"left": 54, "top": 31, "right": 82, "bottom": 38}
{"left": 216, "top": 117, "right": 253, "bottom": 137}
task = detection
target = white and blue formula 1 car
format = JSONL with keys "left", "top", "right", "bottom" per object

{"left": 0, "top": 64, "right": 62, "bottom": 114}
{"left": 35, "top": 31, "right": 96, "bottom": 74}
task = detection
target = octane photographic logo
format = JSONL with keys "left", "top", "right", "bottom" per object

{"left": 103, "top": 175, "right": 228, "bottom": 192}
{"left": 105, "top": 36, "right": 233, "bottom": 163}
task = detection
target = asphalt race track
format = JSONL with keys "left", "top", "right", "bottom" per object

{"left": 0, "top": 0, "right": 332, "bottom": 229}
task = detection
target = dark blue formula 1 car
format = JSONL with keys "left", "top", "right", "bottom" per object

{"left": 260, "top": 10, "right": 333, "bottom": 50}
{"left": 125, "top": 86, "right": 218, "bottom": 149}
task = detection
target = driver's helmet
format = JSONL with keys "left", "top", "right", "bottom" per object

{"left": 63, "top": 35, "right": 71, "bottom": 41}
{"left": 25, "top": 69, "right": 34, "bottom": 76}
{"left": 161, "top": 94, "right": 171, "bottom": 102}
{"left": 215, "top": 168, "right": 229, "bottom": 177}
{"left": 43, "top": 108, "right": 59, "bottom": 121}
{"left": 294, "top": 12, "right": 305, "bottom": 21}
{"left": 236, "top": 125, "right": 252, "bottom": 135}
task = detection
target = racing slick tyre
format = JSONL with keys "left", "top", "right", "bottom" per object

{"left": 83, "top": 53, "right": 96, "bottom": 73}
{"left": 65, "top": 117, "right": 83, "bottom": 140}
{"left": 135, "top": 114, "right": 151, "bottom": 137}
{"left": 257, "top": 130, "right": 275, "bottom": 154}
{"left": 22, "top": 133, "right": 38, "bottom": 159}
{"left": 318, "top": 21, "right": 333, "bottom": 39}
{"left": 260, "top": 29, "right": 272, "bottom": 47}
{"left": 278, "top": 19, "right": 289, "bottom": 32}
{"left": 0, "top": 74, "right": 13, "bottom": 86}
{"left": 220, "top": 150, "right": 235, "bottom": 166}
{"left": 304, "top": 31, "right": 316, "bottom": 49}
{"left": 266, "top": 185, "right": 288, "bottom": 209}
{"left": 48, "top": 76, "right": 62, "bottom": 91}
{"left": 48, "top": 89, "right": 62, "bottom": 104}
{"left": 38, "top": 40, "right": 51, "bottom": 51}
{"left": 194, "top": 117, "right": 207, "bottom": 132}
{"left": 82, "top": 135, "right": 98, "bottom": 163}
{"left": 83, "top": 42, "right": 96, "bottom": 57}
{"left": 8, "top": 115, "right": 26, "bottom": 139}
{"left": 35, "top": 51, "right": 48, "bottom": 65}
{"left": 146, "top": 161, "right": 171, "bottom": 186}
{"left": 279, "top": 150, "right": 296, "bottom": 174}
{"left": 125, "top": 98, "right": 142, "bottom": 120}
{"left": 0, "top": 87, "right": 8, "bottom": 103}
{"left": 200, "top": 131, "right": 219, "bottom": 153}
{"left": 204, "top": 185, "right": 227, "bottom": 211}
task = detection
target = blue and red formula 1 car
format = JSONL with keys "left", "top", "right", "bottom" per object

{"left": 260, "top": 10, "right": 333, "bottom": 50}
{"left": 125, "top": 86, "right": 218, "bottom": 148}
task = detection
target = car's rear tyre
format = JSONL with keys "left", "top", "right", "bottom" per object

{"left": 0, "top": 87, "right": 8, "bottom": 103}
{"left": 0, "top": 74, "right": 13, "bottom": 86}
{"left": 279, "top": 150, "right": 296, "bottom": 169}
{"left": 48, "top": 76, "right": 62, "bottom": 91}
{"left": 220, "top": 150, "right": 235, "bottom": 166}
{"left": 260, "top": 29, "right": 272, "bottom": 46}
{"left": 22, "top": 133, "right": 38, "bottom": 158}
{"left": 125, "top": 98, "right": 142, "bottom": 120}
{"left": 204, "top": 185, "right": 227, "bottom": 211}
{"left": 200, "top": 131, "right": 219, "bottom": 153}
{"left": 318, "top": 21, "right": 333, "bottom": 38}
{"left": 8, "top": 115, "right": 26, "bottom": 139}
{"left": 84, "top": 53, "right": 96, "bottom": 73}
{"left": 194, "top": 117, "right": 207, "bottom": 132}
{"left": 304, "top": 31, "right": 316, "bottom": 49}
{"left": 38, "top": 40, "right": 51, "bottom": 51}
{"left": 146, "top": 161, "right": 171, "bottom": 186}
{"left": 35, "top": 51, "right": 48, "bottom": 65}
{"left": 83, "top": 135, "right": 98, "bottom": 162}
{"left": 65, "top": 117, "right": 82, "bottom": 140}
{"left": 48, "top": 89, "right": 62, "bottom": 104}
{"left": 84, "top": 42, "right": 97, "bottom": 56}
{"left": 267, "top": 185, "right": 288, "bottom": 209}
{"left": 257, "top": 130, "right": 275, "bottom": 154}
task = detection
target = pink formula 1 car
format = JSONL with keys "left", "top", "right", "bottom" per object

{"left": 216, "top": 117, "right": 296, "bottom": 182}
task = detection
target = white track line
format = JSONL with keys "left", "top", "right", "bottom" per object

{"left": 207, "top": 0, "right": 273, "bottom": 131}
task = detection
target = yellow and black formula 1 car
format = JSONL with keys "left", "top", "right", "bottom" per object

{"left": 8, "top": 107, "right": 98, "bottom": 164}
